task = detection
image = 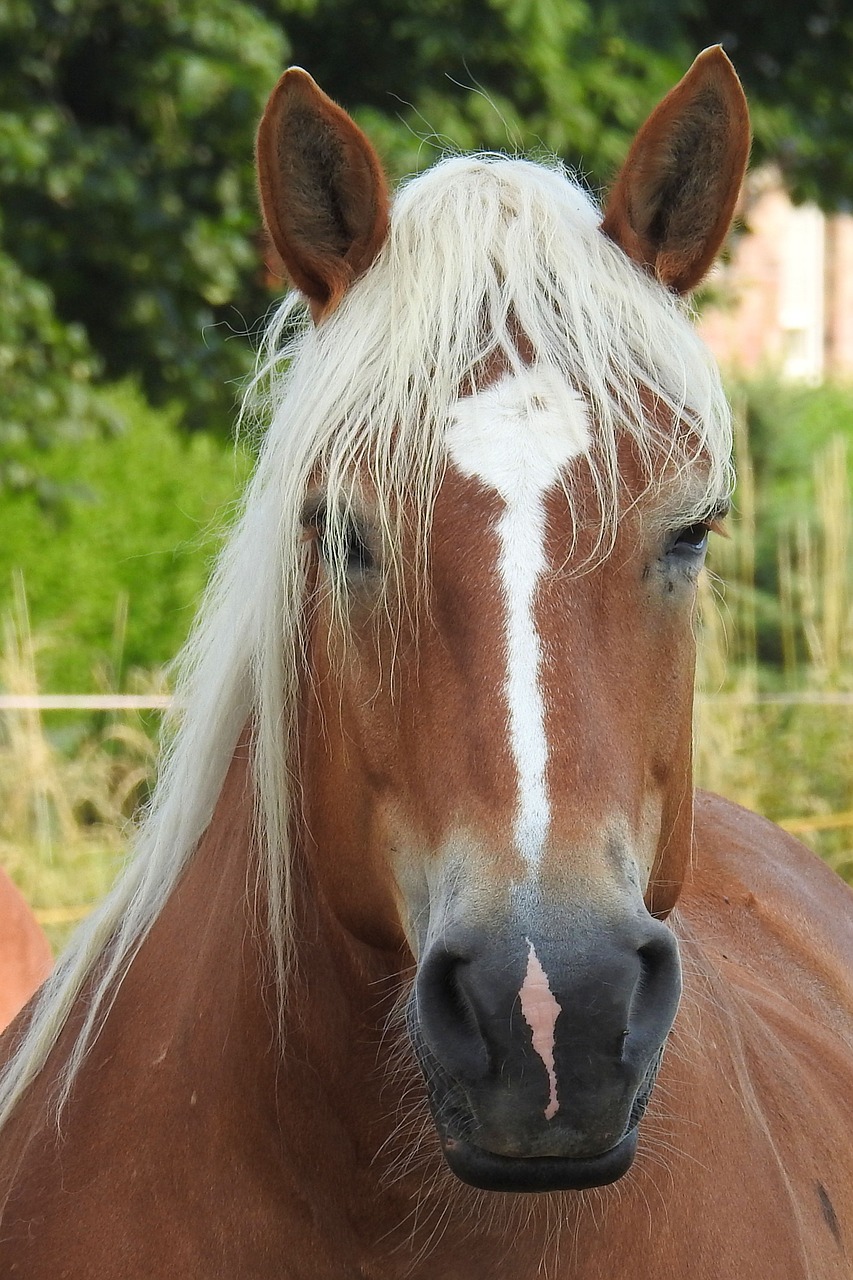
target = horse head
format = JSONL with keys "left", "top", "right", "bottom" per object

{"left": 255, "top": 51, "right": 749, "bottom": 1192}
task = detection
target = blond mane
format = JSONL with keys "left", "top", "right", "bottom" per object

{"left": 0, "top": 153, "right": 732, "bottom": 1129}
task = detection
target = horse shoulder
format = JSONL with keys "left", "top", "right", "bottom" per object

{"left": 687, "top": 789, "right": 853, "bottom": 986}
{"left": 666, "top": 790, "right": 853, "bottom": 1276}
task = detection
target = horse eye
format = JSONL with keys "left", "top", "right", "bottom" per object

{"left": 339, "top": 523, "right": 374, "bottom": 574}
{"left": 671, "top": 523, "right": 710, "bottom": 554}
{"left": 307, "top": 506, "right": 375, "bottom": 577}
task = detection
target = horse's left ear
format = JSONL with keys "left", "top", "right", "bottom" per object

{"left": 601, "top": 46, "right": 750, "bottom": 294}
{"left": 256, "top": 68, "right": 390, "bottom": 320}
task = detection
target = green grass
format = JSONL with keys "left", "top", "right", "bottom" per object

{"left": 0, "top": 382, "right": 251, "bottom": 692}
{"left": 693, "top": 414, "right": 853, "bottom": 880}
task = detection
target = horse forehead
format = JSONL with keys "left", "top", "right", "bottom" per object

{"left": 446, "top": 364, "right": 591, "bottom": 498}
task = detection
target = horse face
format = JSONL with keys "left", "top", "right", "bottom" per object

{"left": 279, "top": 51, "right": 747, "bottom": 1193}
{"left": 300, "top": 361, "right": 722, "bottom": 1191}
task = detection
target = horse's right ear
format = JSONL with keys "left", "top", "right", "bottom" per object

{"left": 256, "top": 68, "right": 390, "bottom": 320}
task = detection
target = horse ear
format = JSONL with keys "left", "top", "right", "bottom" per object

{"left": 256, "top": 68, "right": 390, "bottom": 318}
{"left": 601, "top": 47, "right": 750, "bottom": 294}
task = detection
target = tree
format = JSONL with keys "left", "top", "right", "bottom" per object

{"left": 279, "top": 0, "right": 853, "bottom": 207}
{"left": 0, "top": 230, "right": 118, "bottom": 499}
{"left": 683, "top": 0, "right": 853, "bottom": 208}
{"left": 276, "top": 0, "right": 687, "bottom": 183}
{"left": 0, "top": 0, "right": 286, "bottom": 430}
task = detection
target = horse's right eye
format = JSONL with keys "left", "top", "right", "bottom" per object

{"left": 303, "top": 501, "right": 375, "bottom": 578}
{"left": 328, "top": 522, "right": 374, "bottom": 576}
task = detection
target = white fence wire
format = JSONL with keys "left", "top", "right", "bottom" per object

{"left": 4, "top": 693, "right": 853, "bottom": 711}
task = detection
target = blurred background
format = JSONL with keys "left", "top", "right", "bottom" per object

{"left": 1, "top": 0, "right": 852, "bottom": 951}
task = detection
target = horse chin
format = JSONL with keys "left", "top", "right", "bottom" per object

{"left": 438, "top": 1127, "right": 639, "bottom": 1193}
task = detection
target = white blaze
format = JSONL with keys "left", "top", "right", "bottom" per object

{"left": 519, "top": 938, "right": 562, "bottom": 1120}
{"left": 448, "top": 365, "right": 590, "bottom": 871}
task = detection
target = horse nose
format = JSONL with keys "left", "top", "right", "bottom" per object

{"left": 414, "top": 913, "right": 681, "bottom": 1095}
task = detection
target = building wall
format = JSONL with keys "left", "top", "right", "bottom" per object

{"left": 697, "top": 169, "right": 853, "bottom": 383}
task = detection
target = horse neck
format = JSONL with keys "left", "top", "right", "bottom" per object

{"left": 0, "top": 739, "right": 485, "bottom": 1273}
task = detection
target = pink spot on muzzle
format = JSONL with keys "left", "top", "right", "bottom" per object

{"left": 519, "top": 939, "right": 562, "bottom": 1121}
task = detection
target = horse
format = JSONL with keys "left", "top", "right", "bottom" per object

{"left": 1, "top": 47, "right": 852, "bottom": 1278}
{"left": 0, "top": 867, "right": 51, "bottom": 1032}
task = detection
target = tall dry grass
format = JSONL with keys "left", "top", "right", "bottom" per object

{"left": 696, "top": 424, "right": 853, "bottom": 882}
{"left": 0, "top": 573, "right": 164, "bottom": 949}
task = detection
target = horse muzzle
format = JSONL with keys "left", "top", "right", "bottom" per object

{"left": 408, "top": 906, "right": 681, "bottom": 1192}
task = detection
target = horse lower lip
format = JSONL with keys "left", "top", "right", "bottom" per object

{"left": 440, "top": 1129, "right": 639, "bottom": 1193}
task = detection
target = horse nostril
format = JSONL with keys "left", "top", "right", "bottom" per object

{"left": 625, "top": 925, "right": 682, "bottom": 1053}
{"left": 638, "top": 930, "right": 680, "bottom": 990}
{"left": 446, "top": 964, "right": 477, "bottom": 1032}
{"left": 415, "top": 945, "right": 490, "bottom": 1082}
{"left": 637, "top": 934, "right": 668, "bottom": 986}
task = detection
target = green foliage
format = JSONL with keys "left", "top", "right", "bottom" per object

{"left": 728, "top": 380, "right": 853, "bottom": 630}
{"left": 0, "top": 0, "right": 287, "bottom": 428}
{"left": 279, "top": 0, "right": 853, "bottom": 202}
{"left": 695, "top": 398, "right": 853, "bottom": 874}
{"left": 735, "top": 380, "right": 853, "bottom": 506}
{"left": 0, "top": 242, "right": 119, "bottom": 498}
{"left": 279, "top": 0, "right": 687, "bottom": 180}
{"left": 0, "top": 384, "right": 250, "bottom": 691}
{"left": 682, "top": 0, "right": 853, "bottom": 209}
{"left": 696, "top": 693, "right": 853, "bottom": 885}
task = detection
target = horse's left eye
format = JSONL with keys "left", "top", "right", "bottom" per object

{"left": 670, "top": 523, "right": 710, "bottom": 555}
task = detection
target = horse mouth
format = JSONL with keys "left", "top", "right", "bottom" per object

{"left": 410, "top": 1024, "right": 656, "bottom": 1192}
{"left": 438, "top": 1127, "right": 639, "bottom": 1193}
{"left": 408, "top": 1009, "right": 663, "bottom": 1192}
